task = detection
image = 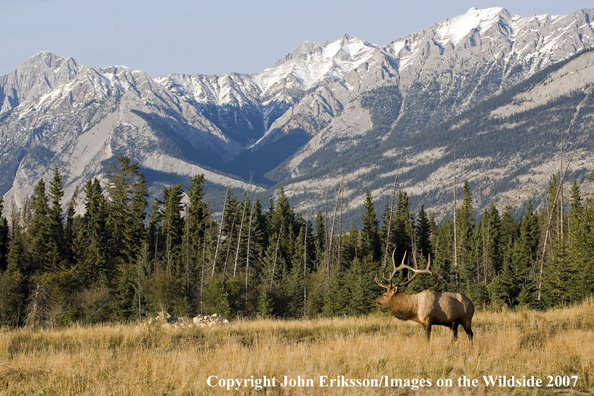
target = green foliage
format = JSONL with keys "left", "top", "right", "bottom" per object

{"left": 3, "top": 154, "right": 594, "bottom": 327}
{"left": 360, "top": 190, "right": 381, "bottom": 265}
{"left": 0, "top": 197, "right": 9, "bottom": 271}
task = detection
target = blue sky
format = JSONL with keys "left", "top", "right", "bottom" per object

{"left": 1, "top": 0, "right": 593, "bottom": 77}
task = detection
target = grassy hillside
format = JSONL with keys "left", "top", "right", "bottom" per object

{"left": 1, "top": 300, "right": 593, "bottom": 395}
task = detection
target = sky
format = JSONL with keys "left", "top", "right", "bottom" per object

{"left": 1, "top": 0, "right": 593, "bottom": 78}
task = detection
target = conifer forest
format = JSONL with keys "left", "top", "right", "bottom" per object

{"left": 0, "top": 155, "right": 593, "bottom": 328}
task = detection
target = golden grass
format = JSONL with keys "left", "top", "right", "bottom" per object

{"left": 1, "top": 300, "right": 593, "bottom": 395}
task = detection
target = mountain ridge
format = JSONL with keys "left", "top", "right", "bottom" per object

{"left": 1, "top": 7, "right": 594, "bottom": 221}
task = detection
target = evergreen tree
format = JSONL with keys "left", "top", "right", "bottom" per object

{"left": 541, "top": 175, "right": 572, "bottom": 307}
{"left": 342, "top": 221, "right": 359, "bottom": 264}
{"left": 567, "top": 180, "right": 594, "bottom": 302}
{"left": 0, "top": 217, "right": 28, "bottom": 326}
{"left": 202, "top": 274, "right": 231, "bottom": 319}
{"left": 416, "top": 205, "right": 432, "bottom": 260}
{"left": 79, "top": 179, "right": 109, "bottom": 283}
{"left": 345, "top": 258, "right": 371, "bottom": 315}
{"left": 313, "top": 210, "right": 326, "bottom": 269}
{"left": 133, "top": 239, "right": 152, "bottom": 319}
{"left": 323, "top": 267, "right": 347, "bottom": 317}
{"left": 0, "top": 197, "right": 9, "bottom": 271}
{"left": 491, "top": 202, "right": 538, "bottom": 308}
{"left": 360, "top": 190, "right": 381, "bottom": 271}
{"left": 106, "top": 156, "right": 146, "bottom": 267}
{"left": 286, "top": 226, "right": 306, "bottom": 317}
{"left": 430, "top": 214, "right": 452, "bottom": 292}
{"left": 106, "top": 156, "right": 148, "bottom": 319}
{"left": 161, "top": 184, "right": 185, "bottom": 276}
{"left": 28, "top": 179, "right": 50, "bottom": 276}
{"left": 45, "top": 169, "right": 68, "bottom": 272}
{"left": 256, "top": 287, "right": 273, "bottom": 319}
{"left": 392, "top": 191, "right": 413, "bottom": 271}
{"left": 181, "top": 175, "right": 208, "bottom": 316}
{"left": 499, "top": 205, "right": 519, "bottom": 281}
{"left": 64, "top": 185, "right": 80, "bottom": 264}
{"left": 457, "top": 180, "right": 475, "bottom": 292}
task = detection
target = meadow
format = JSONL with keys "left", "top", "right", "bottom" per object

{"left": 1, "top": 300, "right": 593, "bottom": 395}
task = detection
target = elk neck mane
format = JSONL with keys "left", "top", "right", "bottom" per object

{"left": 387, "top": 292, "right": 420, "bottom": 321}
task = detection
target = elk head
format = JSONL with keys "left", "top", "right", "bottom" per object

{"left": 374, "top": 249, "right": 432, "bottom": 306}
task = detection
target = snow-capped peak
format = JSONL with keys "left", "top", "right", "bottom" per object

{"left": 435, "top": 7, "right": 512, "bottom": 46}
{"left": 254, "top": 34, "right": 376, "bottom": 94}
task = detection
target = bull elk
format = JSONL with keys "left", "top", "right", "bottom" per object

{"left": 375, "top": 250, "right": 474, "bottom": 341}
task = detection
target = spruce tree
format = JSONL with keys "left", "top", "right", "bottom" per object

{"left": 567, "top": 180, "right": 594, "bottom": 302}
{"left": 28, "top": 179, "right": 50, "bottom": 276}
{"left": 106, "top": 156, "right": 148, "bottom": 319}
{"left": 346, "top": 258, "right": 370, "bottom": 315}
{"left": 106, "top": 156, "right": 146, "bottom": 267}
{"left": 392, "top": 191, "right": 413, "bottom": 271}
{"left": 342, "top": 221, "right": 359, "bottom": 264}
{"left": 360, "top": 190, "right": 381, "bottom": 271}
{"left": 181, "top": 174, "right": 208, "bottom": 316}
{"left": 0, "top": 197, "right": 8, "bottom": 271}
{"left": 161, "top": 184, "right": 185, "bottom": 276}
{"left": 0, "top": 217, "right": 28, "bottom": 326}
{"left": 45, "top": 169, "right": 67, "bottom": 272}
{"left": 323, "top": 267, "right": 346, "bottom": 317}
{"left": 416, "top": 205, "right": 432, "bottom": 260}
{"left": 457, "top": 180, "right": 475, "bottom": 292}
{"left": 79, "top": 179, "right": 109, "bottom": 283}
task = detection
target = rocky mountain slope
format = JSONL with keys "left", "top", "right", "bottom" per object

{"left": 280, "top": 48, "right": 594, "bottom": 221}
{"left": 1, "top": 7, "right": 593, "bottom": 220}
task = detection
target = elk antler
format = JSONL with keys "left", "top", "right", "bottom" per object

{"left": 375, "top": 249, "right": 433, "bottom": 290}
{"left": 375, "top": 250, "right": 407, "bottom": 290}
{"left": 394, "top": 249, "right": 433, "bottom": 288}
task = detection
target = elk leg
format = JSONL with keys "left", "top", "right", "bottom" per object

{"left": 462, "top": 322, "right": 474, "bottom": 342}
{"left": 424, "top": 324, "right": 432, "bottom": 340}
{"left": 451, "top": 322, "right": 460, "bottom": 342}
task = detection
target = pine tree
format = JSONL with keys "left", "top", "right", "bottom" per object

{"left": 567, "top": 180, "right": 594, "bottom": 302}
{"left": 256, "top": 287, "right": 273, "bottom": 319}
{"left": 345, "top": 258, "right": 371, "bottom": 315}
{"left": 323, "top": 267, "right": 346, "bottom": 317}
{"left": 106, "top": 156, "right": 146, "bottom": 267}
{"left": 64, "top": 185, "right": 80, "bottom": 264}
{"left": 79, "top": 179, "right": 109, "bottom": 283}
{"left": 414, "top": 205, "right": 430, "bottom": 257}
{"left": 342, "top": 221, "right": 359, "bottom": 264}
{"left": 181, "top": 174, "right": 208, "bottom": 316}
{"left": 0, "top": 197, "right": 9, "bottom": 271}
{"left": 161, "top": 184, "right": 185, "bottom": 276}
{"left": 45, "top": 169, "right": 68, "bottom": 272}
{"left": 430, "top": 218, "right": 453, "bottom": 292}
{"left": 392, "top": 191, "right": 413, "bottom": 272}
{"left": 106, "top": 156, "right": 148, "bottom": 319}
{"left": 286, "top": 226, "right": 306, "bottom": 317}
{"left": 0, "top": 214, "right": 28, "bottom": 326}
{"left": 134, "top": 239, "right": 152, "bottom": 319}
{"left": 28, "top": 179, "right": 50, "bottom": 276}
{"left": 491, "top": 202, "right": 539, "bottom": 308}
{"left": 541, "top": 175, "right": 573, "bottom": 307}
{"left": 313, "top": 210, "right": 326, "bottom": 270}
{"left": 457, "top": 181, "right": 475, "bottom": 292}
{"left": 360, "top": 190, "right": 381, "bottom": 271}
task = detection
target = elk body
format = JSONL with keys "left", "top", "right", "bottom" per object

{"left": 375, "top": 251, "right": 474, "bottom": 341}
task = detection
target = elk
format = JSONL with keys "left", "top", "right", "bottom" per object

{"left": 375, "top": 250, "right": 474, "bottom": 341}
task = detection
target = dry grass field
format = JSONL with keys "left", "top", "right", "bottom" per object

{"left": 1, "top": 300, "right": 593, "bottom": 395}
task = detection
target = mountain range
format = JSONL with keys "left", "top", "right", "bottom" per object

{"left": 1, "top": 7, "right": 594, "bottom": 222}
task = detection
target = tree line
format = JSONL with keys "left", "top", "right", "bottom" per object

{"left": 0, "top": 156, "right": 593, "bottom": 327}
